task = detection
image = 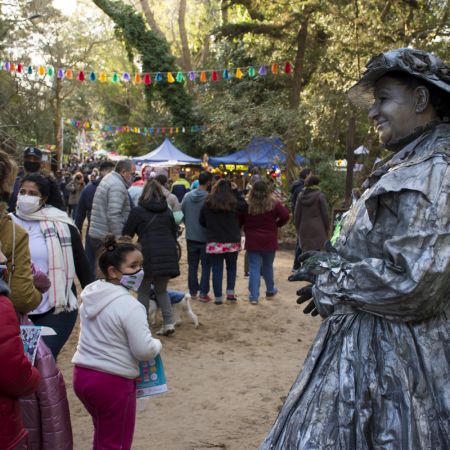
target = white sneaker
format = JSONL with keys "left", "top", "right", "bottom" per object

{"left": 156, "top": 324, "right": 175, "bottom": 336}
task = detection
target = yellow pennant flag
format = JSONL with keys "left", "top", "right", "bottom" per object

{"left": 235, "top": 67, "right": 243, "bottom": 79}
{"left": 167, "top": 72, "right": 175, "bottom": 83}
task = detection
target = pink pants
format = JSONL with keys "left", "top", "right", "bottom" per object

{"left": 73, "top": 366, "right": 136, "bottom": 450}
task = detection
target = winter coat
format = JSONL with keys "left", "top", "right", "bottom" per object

{"left": 199, "top": 193, "right": 247, "bottom": 244}
{"left": 294, "top": 188, "right": 330, "bottom": 252}
{"left": 74, "top": 178, "right": 102, "bottom": 231}
{"left": 181, "top": 188, "right": 209, "bottom": 243}
{"left": 0, "top": 206, "right": 42, "bottom": 313}
{"left": 0, "top": 283, "right": 40, "bottom": 450}
{"left": 241, "top": 201, "right": 290, "bottom": 251}
{"left": 65, "top": 179, "right": 84, "bottom": 206}
{"left": 290, "top": 178, "right": 305, "bottom": 212}
{"left": 122, "top": 199, "right": 180, "bottom": 279}
{"left": 73, "top": 280, "right": 162, "bottom": 378}
{"left": 261, "top": 122, "right": 450, "bottom": 450}
{"left": 19, "top": 327, "right": 73, "bottom": 450}
{"left": 89, "top": 171, "right": 131, "bottom": 240}
{"left": 171, "top": 183, "right": 190, "bottom": 203}
{"left": 161, "top": 185, "right": 181, "bottom": 214}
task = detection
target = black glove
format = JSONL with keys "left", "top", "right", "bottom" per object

{"left": 288, "top": 266, "right": 316, "bottom": 283}
{"left": 296, "top": 284, "right": 318, "bottom": 316}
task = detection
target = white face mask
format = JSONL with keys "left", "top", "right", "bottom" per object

{"left": 17, "top": 194, "right": 42, "bottom": 215}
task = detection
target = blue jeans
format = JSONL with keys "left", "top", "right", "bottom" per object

{"left": 209, "top": 252, "right": 238, "bottom": 301}
{"left": 248, "top": 250, "right": 276, "bottom": 301}
{"left": 187, "top": 240, "right": 211, "bottom": 296}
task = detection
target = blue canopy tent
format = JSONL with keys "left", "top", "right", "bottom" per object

{"left": 209, "top": 137, "right": 306, "bottom": 167}
{"left": 132, "top": 138, "right": 201, "bottom": 165}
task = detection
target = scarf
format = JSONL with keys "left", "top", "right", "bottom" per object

{"left": 16, "top": 205, "right": 77, "bottom": 313}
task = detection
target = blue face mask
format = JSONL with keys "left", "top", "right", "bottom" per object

{"left": 120, "top": 268, "right": 144, "bottom": 291}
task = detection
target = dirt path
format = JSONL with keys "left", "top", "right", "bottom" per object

{"left": 58, "top": 249, "right": 320, "bottom": 450}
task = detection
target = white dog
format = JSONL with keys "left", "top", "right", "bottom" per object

{"left": 148, "top": 292, "right": 199, "bottom": 328}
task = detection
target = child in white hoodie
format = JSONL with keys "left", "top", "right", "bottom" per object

{"left": 72, "top": 235, "right": 161, "bottom": 450}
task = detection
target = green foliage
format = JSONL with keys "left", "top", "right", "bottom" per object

{"left": 92, "top": 0, "right": 201, "bottom": 152}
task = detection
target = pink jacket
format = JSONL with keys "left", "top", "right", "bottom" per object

{"left": 19, "top": 338, "right": 73, "bottom": 450}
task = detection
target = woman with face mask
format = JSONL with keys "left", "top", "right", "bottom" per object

{"left": 11, "top": 173, "right": 93, "bottom": 359}
{"left": 122, "top": 180, "right": 180, "bottom": 336}
{"left": 72, "top": 235, "right": 162, "bottom": 450}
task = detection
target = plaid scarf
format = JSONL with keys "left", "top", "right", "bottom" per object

{"left": 16, "top": 205, "right": 77, "bottom": 313}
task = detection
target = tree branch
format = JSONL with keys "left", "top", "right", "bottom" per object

{"left": 138, "top": 0, "right": 166, "bottom": 40}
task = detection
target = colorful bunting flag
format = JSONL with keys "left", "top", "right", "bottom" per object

{"left": 1, "top": 59, "right": 293, "bottom": 86}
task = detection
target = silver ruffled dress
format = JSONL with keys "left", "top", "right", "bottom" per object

{"left": 261, "top": 122, "right": 450, "bottom": 450}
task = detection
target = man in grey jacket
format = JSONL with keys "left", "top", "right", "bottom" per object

{"left": 181, "top": 171, "right": 213, "bottom": 301}
{"left": 89, "top": 159, "right": 135, "bottom": 267}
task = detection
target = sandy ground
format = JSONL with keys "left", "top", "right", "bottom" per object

{"left": 58, "top": 247, "right": 321, "bottom": 450}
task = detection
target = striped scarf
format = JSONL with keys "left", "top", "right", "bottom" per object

{"left": 16, "top": 205, "right": 77, "bottom": 313}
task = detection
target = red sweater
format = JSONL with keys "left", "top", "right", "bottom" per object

{"left": 241, "top": 201, "right": 290, "bottom": 251}
{"left": 0, "top": 294, "right": 40, "bottom": 450}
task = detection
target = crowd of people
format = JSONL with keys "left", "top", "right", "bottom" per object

{"left": 0, "top": 142, "right": 322, "bottom": 449}
{"left": 1, "top": 46, "right": 449, "bottom": 450}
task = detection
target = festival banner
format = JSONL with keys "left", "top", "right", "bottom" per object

{"left": 65, "top": 118, "right": 209, "bottom": 136}
{"left": 1, "top": 60, "right": 293, "bottom": 86}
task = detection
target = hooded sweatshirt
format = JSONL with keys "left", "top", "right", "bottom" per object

{"left": 181, "top": 188, "right": 209, "bottom": 242}
{"left": 72, "top": 280, "right": 162, "bottom": 378}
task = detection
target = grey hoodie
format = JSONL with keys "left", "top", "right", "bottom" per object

{"left": 181, "top": 188, "right": 209, "bottom": 242}
{"left": 72, "top": 280, "right": 161, "bottom": 378}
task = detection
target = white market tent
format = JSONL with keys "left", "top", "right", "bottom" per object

{"left": 132, "top": 138, "right": 201, "bottom": 165}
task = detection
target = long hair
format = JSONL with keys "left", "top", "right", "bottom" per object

{"left": 20, "top": 173, "right": 65, "bottom": 209}
{"left": 139, "top": 179, "right": 165, "bottom": 206}
{"left": 205, "top": 179, "right": 237, "bottom": 212}
{"left": 247, "top": 180, "right": 275, "bottom": 215}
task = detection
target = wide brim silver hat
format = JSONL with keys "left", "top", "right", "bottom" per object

{"left": 348, "top": 48, "right": 450, "bottom": 109}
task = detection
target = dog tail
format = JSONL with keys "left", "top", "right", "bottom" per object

{"left": 185, "top": 294, "right": 199, "bottom": 328}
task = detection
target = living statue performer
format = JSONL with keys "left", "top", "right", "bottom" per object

{"left": 260, "top": 48, "right": 450, "bottom": 450}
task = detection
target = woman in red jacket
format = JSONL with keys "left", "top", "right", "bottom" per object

{"left": 0, "top": 261, "right": 40, "bottom": 450}
{"left": 241, "top": 181, "right": 289, "bottom": 304}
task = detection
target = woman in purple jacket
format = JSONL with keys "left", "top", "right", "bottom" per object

{"left": 241, "top": 181, "right": 289, "bottom": 304}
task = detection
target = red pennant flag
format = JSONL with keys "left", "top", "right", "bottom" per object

{"left": 17, "top": 63, "right": 23, "bottom": 73}
{"left": 143, "top": 73, "right": 152, "bottom": 85}
{"left": 211, "top": 70, "right": 218, "bottom": 81}
{"left": 77, "top": 71, "right": 85, "bottom": 81}
{"left": 284, "top": 62, "right": 292, "bottom": 74}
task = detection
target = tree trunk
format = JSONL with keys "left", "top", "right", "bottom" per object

{"left": 344, "top": 116, "right": 356, "bottom": 208}
{"left": 285, "top": 14, "right": 310, "bottom": 184}
{"left": 54, "top": 77, "right": 63, "bottom": 168}
{"left": 178, "top": 0, "right": 192, "bottom": 71}
{"left": 139, "top": 0, "right": 165, "bottom": 40}
{"left": 221, "top": 0, "right": 228, "bottom": 24}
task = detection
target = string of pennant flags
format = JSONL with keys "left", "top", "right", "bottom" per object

{"left": 66, "top": 118, "right": 209, "bottom": 136}
{"left": 1, "top": 60, "right": 293, "bottom": 85}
